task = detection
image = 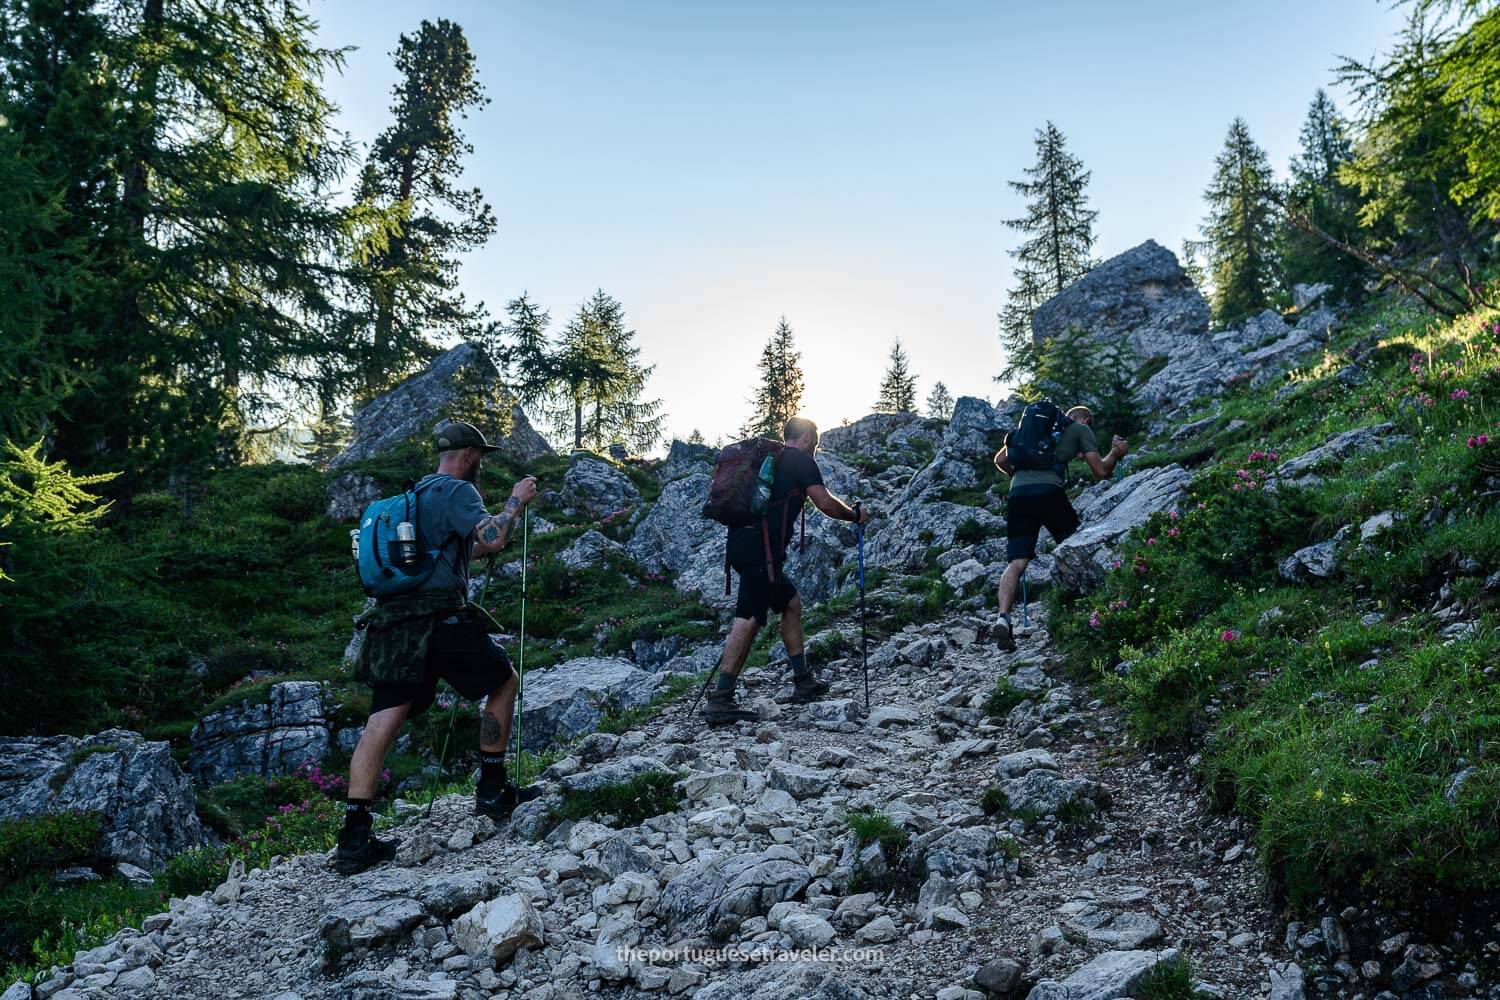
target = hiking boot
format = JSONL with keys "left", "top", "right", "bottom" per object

{"left": 701, "top": 692, "right": 758, "bottom": 724}
{"left": 790, "top": 672, "right": 832, "bottom": 703}
{"left": 331, "top": 823, "right": 400, "bottom": 875}
{"left": 475, "top": 781, "right": 544, "bottom": 821}
{"left": 994, "top": 614, "right": 1017, "bottom": 652}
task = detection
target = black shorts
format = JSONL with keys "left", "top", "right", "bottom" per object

{"left": 370, "top": 613, "right": 515, "bottom": 719}
{"left": 728, "top": 529, "right": 797, "bottom": 627}
{"left": 1006, "top": 487, "right": 1079, "bottom": 560}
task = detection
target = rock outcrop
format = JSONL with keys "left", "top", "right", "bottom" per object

{"left": 658, "top": 438, "right": 717, "bottom": 481}
{"left": 1053, "top": 464, "right": 1192, "bottom": 592}
{"left": 556, "top": 529, "right": 627, "bottom": 571}
{"left": 519, "top": 658, "right": 667, "bottom": 751}
{"left": 561, "top": 452, "right": 641, "bottom": 517}
{"left": 330, "top": 342, "right": 552, "bottom": 469}
{"left": 0, "top": 729, "right": 205, "bottom": 871}
{"left": 1031, "top": 240, "right": 1210, "bottom": 360}
{"left": 820, "top": 412, "right": 942, "bottom": 461}
{"left": 188, "top": 681, "right": 330, "bottom": 784}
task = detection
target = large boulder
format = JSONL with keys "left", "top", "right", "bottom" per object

{"left": 325, "top": 472, "right": 381, "bottom": 522}
{"left": 1052, "top": 464, "right": 1192, "bottom": 592}
{"left": 331, "top": 342, "right": 551, "bottom": 468}
{"left": 693, "top": 961, "right": 871, "bottom": 1000}
{"left": 188, "top": 681, "right": 329, "bottom": 784}
{"left": 562, "top": 452, "right": 641, "bottom": 517}
{"left": 661, "top": 845, "right": 812, "bottom": 939}
{"left": 557, "top": 529, "right": 627, "bottom": 571}
{"left": 520, "top": 658, "right": 666, "bottom": 751}
{"left": 867, "top": 500, "right": 1003, "bottom": 572}
{"left": 1031, "top": 241, "right": 1210, "bottom": 360}
{"left": 820, "top": 413, "right": 942, "bottom": 461}
{"left": 1026, "top": 948, "right": 1181, "bottom": 1000}
{"left": 1267, "top": 423, "right": 1411, "bottom": 490}
{"left": 943, "top": 396, "right": 1012, "bottom": 459}
{"left": 0, "top": 729, "right": 206, "bottom": 871}
{"left": 658, "top": 438, "right": 717, "bottom": 481}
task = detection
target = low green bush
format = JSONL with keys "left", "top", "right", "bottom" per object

{"left": 0, "top": 812, "right": 102, "bottom": 884}
{"left": 549, "top": 771, "right": 681, "bottom": 827}
{"left": 983, "top": 678, "right": 1027, "bottom": 719}
{"left": 843, "top": 807, "right": 909, "bottom": 852}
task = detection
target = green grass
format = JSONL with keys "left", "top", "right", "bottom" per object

{"left": 843, "top": 807, "right": 909, "bottom": 853}
{"left": 549, "top": 771, "right": 682, "bottom": 827}
{"left": 1047, "top": 291, "right": 1500, "bottom": 909}
{"left": 983, "top": 678, "right": 1027, "bottom": 718}
{"left": 1135, "top": 956, "right": 1204, "bottom": 999}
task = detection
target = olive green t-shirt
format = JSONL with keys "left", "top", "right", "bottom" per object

{"left": 1010, "top": 420, "right": 1098, "bottom": 494}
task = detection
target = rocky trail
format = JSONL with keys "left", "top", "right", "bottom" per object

{"left": 35, "top": 604, "right": 1318, "bottom": 1000}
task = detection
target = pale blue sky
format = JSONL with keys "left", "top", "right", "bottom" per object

{"left": 311, "top": 0, "right": 1405, "bottom": 449}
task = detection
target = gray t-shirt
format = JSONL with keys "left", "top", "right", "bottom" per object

{"left": 1009, "top": 421, "right": 1098, "bottom": 495}
{"left": 412, "top": 473, "right": 487, "bottom": 596}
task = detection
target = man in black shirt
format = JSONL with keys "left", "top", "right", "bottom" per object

{"left": 704, "top": 416, "right": 872, "bottom": 723}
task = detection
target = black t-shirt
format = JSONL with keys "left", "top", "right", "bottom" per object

{"left": 728, "top": 445, "right": 825, "bottom": 558}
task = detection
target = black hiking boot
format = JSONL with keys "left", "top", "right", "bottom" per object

{"left": 701, "top": 692, "right": 758, "bottom": 724}
{"left": 790, "top": 672, "right": 832, "bottom": 703}
{"left": 331, "top": 822, "right": 400, "bottom": 875}
{"left": 994, "top": 613, "right": 1017, "bottom": 652}
{"left": 475, "top": 781, "right": 544, "bottom": 821}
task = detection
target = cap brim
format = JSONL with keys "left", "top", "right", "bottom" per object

{"left": 480, "top": 444, "right": 503, "bottom": 453}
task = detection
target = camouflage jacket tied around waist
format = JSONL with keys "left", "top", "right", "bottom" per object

{"left": 351, "top": 591, "right": 468, "bottom": 687}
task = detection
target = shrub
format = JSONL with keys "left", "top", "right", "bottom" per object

{"left": 954, "top": 517, "right": 987, "bottom": 546}
{"left": 980, "top": 786, "right": 1009, "bottom": 816}
{"left": 983, "top": 678, "right": 1027, "bottom": 719}
{"left": 258, "top": 469, "right": 327, "bottom": 521}
{"left": 0, "top": 812, "right": 103, "bottom": 883}
{"left": 843, "top": 807, "right": 909, "bottom": 852}
{"left": 550, "top": 772, "right": 681, "bottom": 827}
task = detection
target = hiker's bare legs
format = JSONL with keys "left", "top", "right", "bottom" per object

{"left": 997, "top": 557, "right": 1031, "bottom": 616}
{"left": 779, "top": 595, "right": 805, "bottom": 658}
{"left": 719, "top": 616, "right": 760, "bottom": 678}
{"left": 348, "top": 703, "right": 409, "bottom": 800}
{"left": 480, "top": 673, "right": 519, "bottom": 754}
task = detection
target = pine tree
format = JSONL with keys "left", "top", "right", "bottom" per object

{"left": 502, "top": 294, "right": 555, "bottom": 408}
{"left": 875, "top": 339, "right": 918, "bottom": 413}
{"left": 1279, "top": 90, "right": 1368, "bottom": 302}
{"left": 547, "top": 291, "right": 663, "bottom": 453}
{"left": 2, "top": 0, "right": 361, "bottom": 482}
{"left": 353, "top": 18, "right": 497, "bottom": 396}
{"left": 1199, "top": 118, "right": 1281, "bottom": 324}
{"left": 997, "top": 122, "right": 1097, "bottom": 386}
{"left": 925, "top": 381, "right": 955, "bottom": 420}
{"left": 746, "top": 317, "right": 805, "bottom": 439}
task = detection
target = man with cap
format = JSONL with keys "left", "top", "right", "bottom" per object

{"left": 336, "top": 421, "right": 540, "bottom": 874}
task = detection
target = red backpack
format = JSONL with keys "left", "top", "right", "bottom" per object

{"left": 701, "top": 438, "right": 807, "bottom": 593}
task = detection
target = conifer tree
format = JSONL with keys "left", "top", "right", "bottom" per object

{"left": 1199, "top": 118, "right": 1281, "bottom": 324}
{"left": 746, "top": 318, "right": 805, "bottom": 438}
{"left": 925, "top": 382, "right": 955, "bottom": 420}
{"left": 502, "top": 294, "right": 555, "bottom": 408}
{"left": 997, "top": 122, "right": 1097, "bottom": 386}
{"left": 353, "top": 18, "right": 497, "bottom": 396}
{"left": 1279, "top": 90, "right": 1368, "bottom": 301}
{"left": 547, "top": 291, "right": 663, "bottom": 453}
{"left": 875, "top": 339, "right": 918, "bottom": 413}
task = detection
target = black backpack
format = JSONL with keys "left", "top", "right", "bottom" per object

{"left": 1005, "top": 400, "right": 1073, "bottom": 472}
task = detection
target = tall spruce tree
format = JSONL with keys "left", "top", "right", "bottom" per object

{"left": 1, "top": 0, "right": 359, "bottom": 482}
{"left": 1199, "top": 118, "right": 1281, "bottom": 324}
{"left": 353, "top": 18, "right": 497, "bottom": 396}
{"left": 875, "top": 339, "right": 918, "bottom": 413}
{"left": 547, "top": 291, "right": 663, "bottom": 453}
{"left": 1279, "top": 90, "right": 1368, "bottom": 302}
{"left": 925, "top": 381, "right": 954, "bottom": 420}
{"left": 502, "top": 293, "right": 555, "bottom": 408}
{"left": 746, "top": 317, "right": 805, "bottom": 438}
{"left": 997, "top": 122, "right": 1097, "bottom": 386}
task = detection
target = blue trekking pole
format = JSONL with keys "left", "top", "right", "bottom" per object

{"left": 513, "top": 509, "right": 529, "bottom": 789}
{"left": 854, "top": 501, "right": 869, "bottom": 713}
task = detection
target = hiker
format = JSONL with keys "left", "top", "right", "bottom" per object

{"left": 992, "top": 403, "right": 1127, "bottom": 651}
{"left": 335, "top": 421, "right": 541, "bottom": 874}
{"left": 702, "top": 416, "right": 872, "bottom": 723}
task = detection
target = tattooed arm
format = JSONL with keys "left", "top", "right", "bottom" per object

{"left": 472, "top": 477, "right": 539, "bottom": 557}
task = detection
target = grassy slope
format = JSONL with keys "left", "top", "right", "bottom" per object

{"left": 1048, "top": 293, "right": 1500, "bottom": 909}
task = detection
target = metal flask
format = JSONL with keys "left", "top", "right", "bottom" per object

{"left": 394, "top": 521, "right": 419, "bottom": 567}
{"left": 349, "top": 528, "right": 361, "bottom": 562}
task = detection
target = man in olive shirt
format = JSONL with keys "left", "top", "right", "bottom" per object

{"left": 993, "top": 405, "right": 1128, "bottom": 651}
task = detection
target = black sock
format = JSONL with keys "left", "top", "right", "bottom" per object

{"left": 714, "top": 671, "right": 738, "bottom": 697}
{"left": 479, "top": 751, "right": 509, "bottom": 789}
{"left": 343, "top": 797, "right": 372, "bottom": 829}
{"left": 789, "top": 652, "right": 809, "bottom": 679}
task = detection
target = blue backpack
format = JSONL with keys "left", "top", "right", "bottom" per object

{"left": 356, "top": 476, "right": 460, "bottom": 599}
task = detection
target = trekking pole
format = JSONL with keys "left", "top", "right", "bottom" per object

{"left": 685, "top": 662, "right": 719, "bottom": 721}
{"left": 514, "top": 508, "right": 529, "bottom": 789}
{"left": 1020, "top": 565, "right": 1029, "bottom": 629}
{"left": 427, "top": 554, "right": 495, "bottom": 818}
{"left": 854, "top": 501, "right": 869, "bottom": 713}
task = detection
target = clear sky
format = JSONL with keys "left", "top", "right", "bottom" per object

{"left": 310, "top": 0, "right": 1405, "bottom": 451}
